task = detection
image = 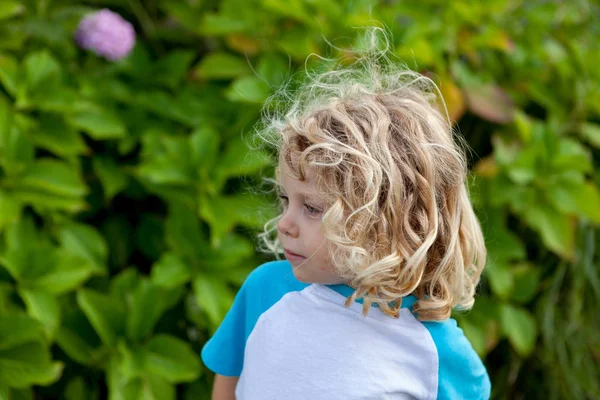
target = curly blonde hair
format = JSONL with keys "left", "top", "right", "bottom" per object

{"left": 255, "top": 28, "right": 486, "bottom": 321}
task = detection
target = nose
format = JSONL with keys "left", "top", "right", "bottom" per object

{"left": 277, "top": 208, "right": 299, "bottom": 238}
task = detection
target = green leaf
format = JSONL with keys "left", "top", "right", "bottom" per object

{"left": 0, "top": 219, "right": 67, "bottom": 288}
{"left": 64, "top": 377, "right": 92, "bottom": 400}
{"left": 126, "top": 280, "right": 171, "bottom": 341}
{"left": 77, "top": 289, "right": 126, "bottom": 347}
{"left": 150, "top": 253, "right": 191, "bottom": 289}
{"left": 456, "top": 296, "right": 500, "bottom": 356}
{"left": 19, "top": 158, "right": 88, "bottom": 198}
{"left": 0, "top": 341, "right": 63, "bottom": 388}
{"left": 9, "top": 387, "right": 33, "bottom": 400}
{"left": 198, "top": 13, "right": 249, "bottom": 35}
{"left": 521, "top": 202, "right": 574, "bottom": 260}
{"left": 215, "top": 136, "right": 272, "bottom": 186}
{"left": 263, "top": 0, "right": 313, "bottom": 25}
{"left": 199, "top": 233, "right": 254, "bottom": 270}
{"left": 143, "top": 334, "right": 201, "bottom": 383}
{"left": 19, "top": 290, "right": 61, "bottom": 340}
{"left": 0, "top": 190, "right": 21, "bottom": 231}
{"left": 1, "top": 231, "right": 92, "bottom": 294}
{"left": 0, "top": 117, "right": 35, "bottom": 176}
{"left": 506, "top": 145, "right": 538, "bottom": 185}
{"left": 513, "top": 111, "right": 533, "bottom": 143}
{"left": 133, "top": 90, "right": 199, "bottom": 127}
{"left": 0, "top": 314, "right": 45, "bottom": 350}
{"left": 225, "top": 76, "right": 271, "bottom": 103}
{"left": 136, "top": 163, "right": 194, "bottom": 186}
{"left": 500, "top": 304, "right": 538, "bottom": 357}
{"left": 547, "top": 180, "right": 600, "bottom": 223}
{"left": 31, "top": 114, "right": 87, "bottom": 157}
{"left": 0, "top": 54, "right": 19, "bottom": 96}
{"left": 510, "top": 264, "right": 541, "bottom": 304}
{"left": 396, "top": 37, "right": 437, "bottom": 68}
{"left": 118, "top": 342, "right": 145, "bottom": 380}
{"left": 92, "top": 157, "right": 130, "bottom": 201}
{"left": 12, "top": 189, "right": 87, "bottom": 213}
{"left": 193, "top": 275, "right": 226, "bottom": 326}
{"left": 0, "top": 385, "right": 33, "bottom": 400}
{"left": 484, "top": 261, "right": 514, "bottom": 300}
{"left": 200, "top": 194, "right": 273, "bottom": 246}
{"left": 107, "top": 356, "right": 128, "bottom": 400}
{"left": 151, "top": 50, "right": 195, "bottom": 89}
{"left": 33, "top": 86, "right": 79, "bottom": 113}
{"left": 256, "top": 53, "right": 289, "bottom": 87}
{"left": 67, "top": 108, "right": 127, "bottom": 140}
{"left": 0, "top": 93, "right": 12, "bottom": 136}
{"left": 484, "top": 211, "right": 526, "bottom": 263}
{"left": 2, "top": 213, "right": 37, "bottom": 253}
{"left": 136, "top": 133, "right": 195, "bottom": 186}
{"left": 23, "top": 50, "right": 61, "bottom": 91}
{"left": 58, "top": 222, "right": 108, "bottom": 274}
{"left": 581, "top": 122, "right": 600, "bottom": 148}
{"left": 189, "top": 126, "right": 220, "bottom": 173}
{"left": 275, "top": 26, "right": 317, "bottom": 61}
{"left": 194, "top": 52, "right": 250, "bottom": 80}
{"left": 551, "top": 138, "right": 592, "bottom": 173}
{"left": 458, "top": 319, "right": 486, "bottom": 357}
{"left": 114, "top": 375, "right": 175, "bottom": 400}
{"left": 25, "top": 253, "right": 97, "bottom": 295}
{"left": 110, "top": 268, "right": 139, "bottom": 302}
{"left": 165, "top": 203, "right": 206, "bottom": 261}
{"left": 117, "top": 346, "right": 184, "bottom": 399}
{"left": 55, "top": 307, "right": 102, "bottom": 366}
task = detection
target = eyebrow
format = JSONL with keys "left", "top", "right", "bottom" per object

{"left": 277, "top": 186, "right": 322, "bottom": 204}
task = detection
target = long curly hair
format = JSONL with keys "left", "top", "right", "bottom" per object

{"left": 255, "top": 27, "right": 486, "bottom": 321}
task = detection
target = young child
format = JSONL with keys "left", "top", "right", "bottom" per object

{"left": 201, "top": 31, "right": 491, "bottom": 400}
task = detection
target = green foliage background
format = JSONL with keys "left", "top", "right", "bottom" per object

{"left": 0, "top": 0, "right": 599, "bottom": 399}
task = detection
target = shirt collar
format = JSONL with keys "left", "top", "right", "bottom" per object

{"left": 325, "top": 283, "right": 417, "bottom": 310}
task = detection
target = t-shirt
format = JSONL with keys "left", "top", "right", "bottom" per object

{"left": 201, "top": 260, "right": 491, "bottom": 399}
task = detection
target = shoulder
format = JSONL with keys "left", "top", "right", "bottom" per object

{"left": 242, "top": 259, "right": 307, "bottom": 297}
{"left": 244, "top": 259, "right": 294, "bottom": 285}
{"left": 421, "top": 318, "right": 491, "bottom": 400}
{"left": 228, "top": 259, "right": 308, "bottom": 322}
{"left": 201, "top": 260, "right": 308, "bottom": 377}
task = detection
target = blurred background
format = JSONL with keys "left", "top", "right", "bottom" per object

{"left": 0, "top": 0, "right": 598, "bottom": 399}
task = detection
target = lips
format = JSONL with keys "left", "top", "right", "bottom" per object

{"left": 284, "top": 248, "right": 306, "bottom": 259}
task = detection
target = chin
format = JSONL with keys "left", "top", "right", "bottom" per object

{"left": 291, "top": 268, "right": 315, "bottom": 283}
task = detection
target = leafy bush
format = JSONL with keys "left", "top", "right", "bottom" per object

{"left": 0, "top": 0, "right": 598, "bottom": 399}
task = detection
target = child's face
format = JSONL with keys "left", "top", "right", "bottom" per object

{"left": 277, "top": 162, "right": 343, "bottom": 284}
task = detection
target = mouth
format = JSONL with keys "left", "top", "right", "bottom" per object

{"left": 284, "top": 248, "right": 306, "bottom": 260}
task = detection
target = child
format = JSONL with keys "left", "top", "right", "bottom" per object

{"left": 202, "top": 30, "right": 491, "bottom": 400}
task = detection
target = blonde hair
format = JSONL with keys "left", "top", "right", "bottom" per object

{"left": 255, "top": 28, "right": 486, "bottom": 321}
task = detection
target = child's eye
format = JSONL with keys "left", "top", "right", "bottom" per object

{"left": 278, "top": 195, "right": 289, "bottom": 207}
{"left": 304, "top": 204, "right": 322, "bottom": 216}
{"left": 279, "top": 195, "right": 321, "bottom": 217}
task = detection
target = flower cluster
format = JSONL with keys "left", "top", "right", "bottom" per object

{"left": 75, "top": 9, "right": 135, "bottom": 61}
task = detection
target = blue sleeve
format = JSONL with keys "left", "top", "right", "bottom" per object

{"left": 200, "top": 271, "right": 252, "bottom": 376}
{"left": 424, "top": 319, "right": 491, "bottom": 400}
{"left": 200, "top": 260, "right": 306, "bottom": 376}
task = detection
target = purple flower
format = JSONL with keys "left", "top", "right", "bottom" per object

{"left": 75, "top": 9, "right": 136, "bottom": 61}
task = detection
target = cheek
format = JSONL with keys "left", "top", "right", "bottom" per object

{"left": 316, "top": 241, "right": 334, "bottom": 270}
{"left": 318, "top": 263, "right": 333, "bottom": 274}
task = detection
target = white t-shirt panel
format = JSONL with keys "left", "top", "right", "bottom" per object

{"left": 201, "top": 260, "right": 491, "bottom": 400}
{"left": 237, "top": 284, "right": 438, "bottom": 400}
